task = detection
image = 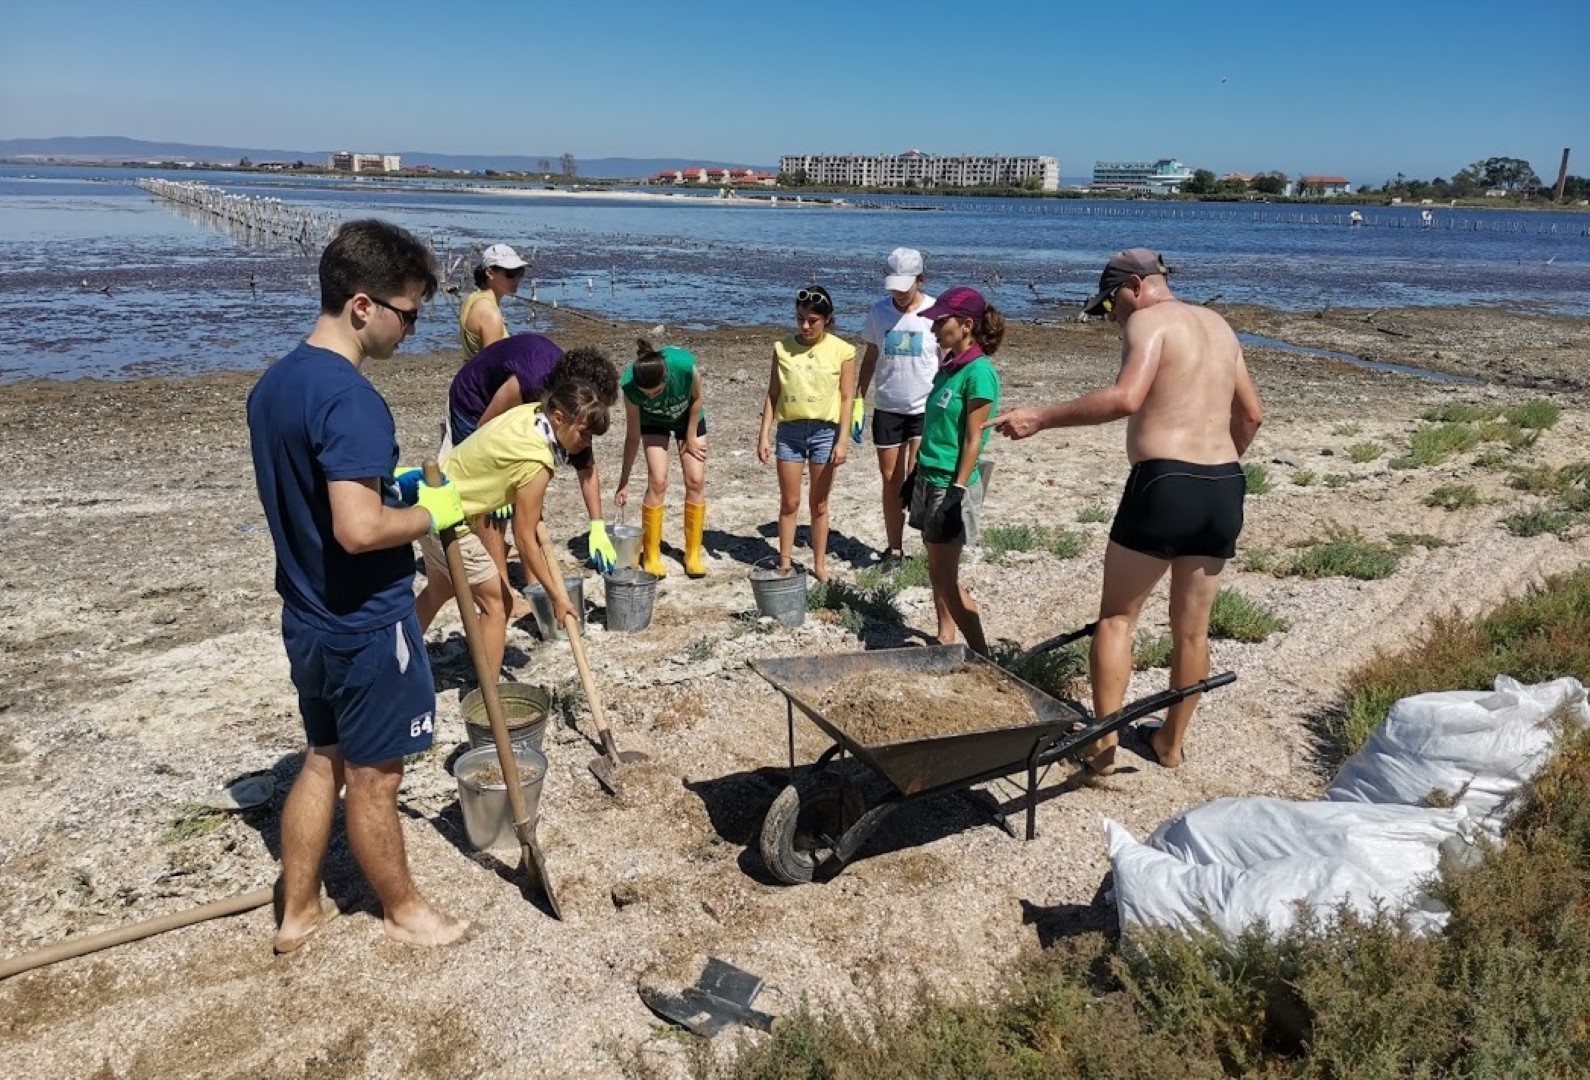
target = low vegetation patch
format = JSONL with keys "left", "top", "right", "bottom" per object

{"left": 676, "top": 569, "right": 1590, "bottom": 1080}
{"left": 1076, "top": 501, "right": 1112, "bottom": 524}
{"left": 1388, "top": 532, "right": 1448, "bottom": 552}
{"left": 1504, "top": 507, "right": 1576, "bottom": 538}
{"left": 1346, "top": 441, "right": 1384, "bottom": 463}
{"left": 1504, "top": 398, "right": 1562, "bottom": 430}
{"left": 991, "top": 638, "right": 1089, "bottom": 702}
{"left": 1425, "top": 483, "right": 1481, "bottom": 510}
{"left": 1291, "top": 468, "right": 1316, "bottom": 487}
{"left": 1133, "top": 631, "right": 1174, "bottom": 668}
{"left": 1282, "top": 527, "right": 1400, "bottom": 580}
{"left": 1207, "top": 587, "right": 1290, "bottom": 642}
{"left": 981, "top": 523, "right": 1086, "bottom": 561}
{"left": 1391, "top": 421, "right": 1481, "bottom": 469}
{"left": 1242, "top": 462, "right": 1273, "bottom": 495}
{"left": 808, "top": 578, "right": 901, "bottom": 626}
{"left": 1331, "top": 421, "right": 1363, "bottom": 436}
{"left": 1421, "top": 402, "right": 1498, "bottom": 424}
{"left": 163, "top": 803, "right": 225, "bottom": 844}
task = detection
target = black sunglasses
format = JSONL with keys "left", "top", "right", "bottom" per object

{"left": 1099, "top": 282, "right": 1127, "bottom": 314}
{"left": 796, "top": 287, "right": 833, "bottom": 314}
{"left": 367, "top": 294, "right": 420, "bottom": 330}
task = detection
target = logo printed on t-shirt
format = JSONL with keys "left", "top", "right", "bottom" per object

{"left": 884, "top": 329, "right": 924, "bottom": 358}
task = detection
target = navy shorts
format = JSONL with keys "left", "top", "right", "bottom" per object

{"left": 1109, "top": 459, "right": 1246, "bottom": 560}
{"left": 282, "top": 609, "right": 436, "bottom": 766}
{"left": 872, "top": 409, "right": 924, "bottom": 449}
{"left": 640, "top": 415, "right": 708, "bottom": 441}
{"left": 776, "top": 419, "right": 839, "bottom": 464}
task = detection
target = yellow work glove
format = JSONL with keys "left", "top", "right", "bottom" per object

{"left": 850, "top": 399, "right": 866, "bottom": 444}
{"left": 587, "top": 519, "right": 617, "bottom": 572}
{"left": 416, "top": 478, "right": 465, "bottom": 534}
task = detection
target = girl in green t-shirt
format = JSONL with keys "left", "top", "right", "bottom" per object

{"left": 615, "top": 339, "right": 709, "bottom": 578}
{"left": 904, "top": 287, "right": 1003, "bottom": 655}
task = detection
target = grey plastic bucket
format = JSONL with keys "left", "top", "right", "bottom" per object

{"left": 604, "top": 568, "right": 659, "bottom": 632}
{"left": 522, "top": 575, "right": 586, "bottom": 641}
{"left": 610, "top": 524, "right": 641, "bottom": 570}
{"left": 749, "top": 565, "right": 808, "bottom": 628}
{"left": 452, "top": 744, "right": 547, "bottom": 852}
{"left": 461, "top": 682, "right": 550, "bottom": 755}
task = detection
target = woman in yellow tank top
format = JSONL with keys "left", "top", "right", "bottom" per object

{"left": 459, "top": 243, "right": 528, "bottom": 358}
{"left": 756, "top": 285, "right": 856, "bottom": 582}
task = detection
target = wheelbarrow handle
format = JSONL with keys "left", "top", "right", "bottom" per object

{"left": 1039, "top": 670, "right": 1238, "bottom": 767}
{"left": 1012, "top": 622, "right": 1098, "bottom": 668}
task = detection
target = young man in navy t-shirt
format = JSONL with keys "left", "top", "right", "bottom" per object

{"left": 247, "top": 219, "right": 470, "bottom": 952}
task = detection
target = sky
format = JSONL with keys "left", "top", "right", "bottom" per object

{"left": 2, "top": 0, "right": 1586, "bottom": 184}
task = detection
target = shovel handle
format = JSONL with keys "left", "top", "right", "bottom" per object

{"left": 423, "top": 461, "right": 534, "bottom": 836}
{"left": 534, "top": 522, "right": 617, "bottom": 754}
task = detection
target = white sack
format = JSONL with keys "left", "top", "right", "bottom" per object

{"left": 1326, "top": 676, "right": 1589, "bottom": 833}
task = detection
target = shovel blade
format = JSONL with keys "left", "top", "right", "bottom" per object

{"left": 589, "top": 749, "right": 650, "bottom": 794}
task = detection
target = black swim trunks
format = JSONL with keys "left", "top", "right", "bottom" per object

{"left": 1109, "top": 459, "right": 1246, "bottom": 560}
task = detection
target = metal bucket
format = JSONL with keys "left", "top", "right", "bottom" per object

{"left": 610, "top": 524, "right": 642, "bottom": 570}
{"left": 452, "top": 744, "right": 547, "bottom": 852}
{"left": 461, "top": 682, "right": 551, "bottom": 755}
{"left": 604, "top": 568, "right": 659, "bottom": 632}
{"left": 749, "top": 564, "right": 808, "bottom": 628}
{"left": 522, "top": 575, "right": 586, "bottom": 641}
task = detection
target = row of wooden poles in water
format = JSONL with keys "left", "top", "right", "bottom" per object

{"left": 136, "top": 179, "right": 340, "bottom": 247}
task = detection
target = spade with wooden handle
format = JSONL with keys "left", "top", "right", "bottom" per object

{"left": 534, "top": 521, "right": 648, "bottom": 793}
{"left": 425, "top": 462, "right": 560, "bottom": 918}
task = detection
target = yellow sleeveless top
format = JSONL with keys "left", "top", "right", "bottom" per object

{"left": 774, "top": 333, "right": 856, "bottom": 423}
{"left": 458, "top": 289, "right": 506, "bottom": 358}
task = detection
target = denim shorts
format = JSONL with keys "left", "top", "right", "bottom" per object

{"left": 282, "top": 609, "right": 436, "bottom": 766}
{"left": 776, "top": 419, "right": 839, "bottom": 464}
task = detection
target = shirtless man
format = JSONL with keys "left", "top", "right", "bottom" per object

{"left": 989, "top": 249, "right": 1263, "bottom": 772}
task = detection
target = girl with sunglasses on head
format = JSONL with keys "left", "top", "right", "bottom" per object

{"left": 902, "top": 286, "right": 1002, "bottom": 655}
{"left": 757, "top": 285, "right": 857, "bottom": 582}
{"left": 459, "top": 243, "right": 528, "bottom": 359}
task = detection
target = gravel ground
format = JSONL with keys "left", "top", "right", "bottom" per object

{"left": 1, "top": 307, "right": 1586, "bottom": 1078}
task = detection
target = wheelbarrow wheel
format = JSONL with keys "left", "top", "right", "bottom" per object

{"left": 760, "top": 772, "right": 865, "bottom": 885}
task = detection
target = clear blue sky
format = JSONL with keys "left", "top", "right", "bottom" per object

{"left": 3, "top": 0, "right": 1586, "bottom": 184}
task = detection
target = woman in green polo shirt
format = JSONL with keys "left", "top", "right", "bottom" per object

{"left": 903, "top": 287, "right": 1002, "bottom": 655}
{"left": 614, "top": 339, "right": 709, "bottom": 578}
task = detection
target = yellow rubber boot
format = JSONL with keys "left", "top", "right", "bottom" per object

{"left": 641, "top": 503, "right": 668, "bottom": 578}
{"left": 683, "top": 501, "right": 708, "bottom": 579}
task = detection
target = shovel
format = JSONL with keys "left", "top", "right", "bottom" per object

{"left": 534, "top": 521, "right": 648, "bottom": 793}
{"left": 425, "top": 462, "right": 560, "bottom": 918}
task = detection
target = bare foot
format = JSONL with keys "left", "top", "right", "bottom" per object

{"left": 1082, "top": 745, "right": 1118, "bottom": 777}
{"left": 1148, "top": 729, "right": 1185, "bottom": 769}
{"left": 383, "top": 903, "right": 472, "bottom": 948}
{"left": 274, "top": 899, "right": 339, "bottom": 955}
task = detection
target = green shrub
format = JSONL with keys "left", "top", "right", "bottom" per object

{"left": 991, "top": 637, "right": 1089, "bottom": 701}
{"left": 1291, "top": 468, "right": 1316, "bottom": 487}
{"left": 1476, "top": 447, "right": 1511, "bottom": 470}
{"left": 1505, "top": 399, "right": 1562, "bottom": 430}
{"left": 1421, "top": 402, "right": 1499, "bottom": 423}
{"left": 1396, "top": 422, "right": 1481, "bottom": 468}
{"left": 1077, "top": 501, "right": 1111, "bottom": 524}
{"left": 1332, "top": 421, "right": 1363, "bottom": 436}
{"left": 1504, "top": 508, "right": 1575, "bottom": 538}
{"left": 894, "top": 555, "right": 930, "bottom": 589}
{"left": 1207, "top": 588, "right": 1289, "bottom": 642}
{"left": 163, "top": 804, "right": 225, "bottom": 844}
{"left": 982, "top": 524, "right": 1086, "bottom": 560}
{"left": 808, "top": 579, "right": 901, "bottom": 624}
{"left": 1237, "top": 547, "right": 1275, "bottom": 573}
{"left": 1388, "top": 532, "right": 1448, "bottom": 551}
{"left": 1242, "top": 463, "right": 1273, "bottom": 495}
{"left": 1425, "top": 483, "right": 1481, "bottom": 510}
{"left": 1347, "top": 441, "right": 1384, "bottom": 463}
{"left": 1479, "top": 419, "right": 1540, "bottom": 450}
{"left": 1284, "top": 527, "right": 1400, "bottom": 580}
{"left": 1133, "top": 631, "right": 1174, "bottom": 668}
{"left": 1324, "top": 473, "right": 1352, "bottom": 488}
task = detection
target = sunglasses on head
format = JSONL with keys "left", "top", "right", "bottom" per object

{"left": 366, "top": 294, "right": 419, "bottom": 330}
{"left": 796, "top": 287, "right": 832, "bottom": 313}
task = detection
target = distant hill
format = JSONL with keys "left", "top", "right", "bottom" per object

{"left": 0, "top": 136, "right": 769, "bottom": 180}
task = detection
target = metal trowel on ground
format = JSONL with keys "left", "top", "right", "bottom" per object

{"left": 639, "top": 958, "right": 776, "bottom": 1037}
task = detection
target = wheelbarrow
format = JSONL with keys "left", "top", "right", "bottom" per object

{"left": 749, "top": 628, "right": 1235, "bottom": 885}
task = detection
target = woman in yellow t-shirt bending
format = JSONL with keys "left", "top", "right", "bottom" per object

{"left": 757, "top": 285, "right": 856, "bottom": 582}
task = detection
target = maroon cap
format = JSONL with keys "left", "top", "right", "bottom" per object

{"left": 1082, "top": 248, "right": 1172, "bottom": 316}
{"left": 918, "top": 286, "right": 988, "bottom": 323}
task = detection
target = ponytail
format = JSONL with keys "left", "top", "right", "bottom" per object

{"left": 973, "top": 305, "right": 1006, "bottom": 355}
{"left": 632, "top": 337, "right": 668, "bottom": 391}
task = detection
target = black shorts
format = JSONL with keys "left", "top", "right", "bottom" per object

{"left": 1109, "top": 459, "right": 1245, "bottom": 560}
{"left": 872, "top": 409, "right": 923, "bottom": 449}
{"left": 639, "top": 416, "right": 707, "bottom": 441}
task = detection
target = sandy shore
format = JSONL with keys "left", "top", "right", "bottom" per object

{"left": 1, "top": 307, "right": 1587, "bottom": 1078}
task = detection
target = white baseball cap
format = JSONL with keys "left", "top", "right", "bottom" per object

{"left": 481, "top": 243, "right": 528, "bottom": 270}
{"left": 884, "top": 247, "right": 924, "bottom": 292}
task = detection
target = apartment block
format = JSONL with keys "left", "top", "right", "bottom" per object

{"left": 1091, "top": 159, "right": 1193, "bottom": 194}
{"left": 328, "top": 151, "right": 402, "bottom": 173}
{"left": 778, "top": 150, "right": 1059, "bottom": 191}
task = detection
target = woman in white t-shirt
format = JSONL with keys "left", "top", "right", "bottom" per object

{"left": 855, "top": 247, "right": 941, "bottom": 569}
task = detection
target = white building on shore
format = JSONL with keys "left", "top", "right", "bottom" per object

{"left": 1091, "top": 159, "right": 1193, "bottom": 194}
{"left": 328, "top": 151, "right": 402, "bottom": 173}
{"left": 778, "top": 150, "right": 1059, "bottom": 191}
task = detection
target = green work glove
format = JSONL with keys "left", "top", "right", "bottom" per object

{"left": 587, "top": 519, "right": 617, "bottom": 572}
{"left": 416, "top": 478, "right": 465, "bottom": 534}
{"left": 850, "top": 399, "right": 865, "bottom": 444}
